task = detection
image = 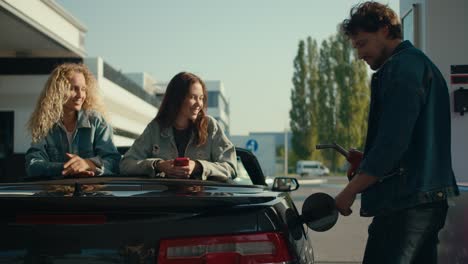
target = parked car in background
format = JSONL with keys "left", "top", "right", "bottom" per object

{"left": 296, "top": 160, "right": 330, "bottom": 177}
{"left": 0, "top": 148, "right": 337, "bottom": 264}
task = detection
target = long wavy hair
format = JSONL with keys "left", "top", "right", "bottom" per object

{"left": 28, "top": 63, "right": 106, "bottom": 143}
{"left": 155, "top": 72, "right": 208, "bottom": 146}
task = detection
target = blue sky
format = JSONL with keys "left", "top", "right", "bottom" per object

{"left": 58, "top": 0, "right": 399, "bottom": 135}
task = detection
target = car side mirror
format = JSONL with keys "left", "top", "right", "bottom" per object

{"left": 271, "top": 177, "right": 299, "bottom": 192}
{"left": 301, "top": 192, "right": 338, "bottom": 232}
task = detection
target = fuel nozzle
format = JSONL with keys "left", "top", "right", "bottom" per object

{"left": 315, "top": 143, "right": 349, "bottom": 158}
{"left": 316, "top": 142, "right": 363, "bottom": 181}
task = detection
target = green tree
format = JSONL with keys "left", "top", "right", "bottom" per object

{"left": 315, "top": 32, "right": 370, "bottom": 172}
{"left": 306, "top": 37, "right": 321, "bottom": 160}
{"left": 276, "top": 145, "right": 300, "bottom": 174}
{"left": 332, "top": 32, "right": 353, "bottom": 169}
{"left": 289, "top": 31, "right": 369, "bottom": 174}
{"left": 350, "top": 58, "right": 370, "bottom": 150}
{"left": 290, "top": 40, "right": 313, "bottom": 160}
{"left": 316, "top": 38, "right": 338, "bottom": 170}
{"left": 333, "top": 31, "right": 369, "bottom": 154}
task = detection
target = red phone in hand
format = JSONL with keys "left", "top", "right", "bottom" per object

{"left": 174, "top": 157, "right": 189, "bottom": 166}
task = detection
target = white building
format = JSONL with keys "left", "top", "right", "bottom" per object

{"left": 230, "top": 131, "right": 292, "bottom": 177}
{"left": 399, "top": 0, "right": 468, "bottom": 182}
{"left": 84, "top": 58, "right": 158, "bottom": 147}
{"left": 125, "top": 72, "right": 161, "bottom": 95}
{"left": 231, "top": 134, "right": 276, "bottom": 177}
{"left": 0, "top": 0, "right": 158, "bottom": 180}
{"left": 205, "top": 81, "right": 230, "bottom": 136}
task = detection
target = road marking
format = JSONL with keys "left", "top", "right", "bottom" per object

{"left": 298, "top": 179, "right": 327, "bottom": 185}
{"left": 320, "top": 183, "right": 346, "bottom": 189}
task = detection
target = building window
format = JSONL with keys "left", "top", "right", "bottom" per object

{"left": 208, "top": 91, "right": 219, "bottom": 107}
{"left": 402, "top": 4, "right": 419, "bottom": 48}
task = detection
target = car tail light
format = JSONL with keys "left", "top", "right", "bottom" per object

{"left": 16, "top": 214, "right": 106, "bottom": 225}
{"left": 158, "top": 232, "right": 293, "bottom": 264}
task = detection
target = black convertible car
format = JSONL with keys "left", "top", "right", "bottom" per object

{"left": 0, "top": 148, "right": 337, "bottom": 263}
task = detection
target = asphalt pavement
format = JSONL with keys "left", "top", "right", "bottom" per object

{"left": 291, "top": 175, "right": 371, "bottom": 264}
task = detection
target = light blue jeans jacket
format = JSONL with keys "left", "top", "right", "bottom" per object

{"left": 25, "top": 110, "right": 121, "bottom": 177}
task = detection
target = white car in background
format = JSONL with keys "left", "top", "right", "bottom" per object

{"left": 296, "top": 160, "right": 330, "bottom": 177}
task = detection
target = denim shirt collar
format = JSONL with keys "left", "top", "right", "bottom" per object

{"left": 376, "top": 40, "right": 414, "bottom": 72}
{"left": 76, "top": 110, "right": 92, "bottom": 129}
{"left": 57, "top": 110, "right": 91, "bottom": 132}
{"left": 391, "top": 40, "right": 413, "bottom": 56}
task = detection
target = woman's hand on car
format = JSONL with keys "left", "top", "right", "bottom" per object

{"left": 158, "top": 159, "right": 200, "bottom": 178}
{"left": 62, "top": 153, "right": 96, "bottom": 176}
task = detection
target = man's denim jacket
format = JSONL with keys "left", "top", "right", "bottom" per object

{"left": 120, "top": 116, "right": 237, "bottom": 180}
{"left": 359, "top": 41, "right": 459, "bottom": 217}
{"left": 25, "top": 110, "right": 121, "bottom": 177}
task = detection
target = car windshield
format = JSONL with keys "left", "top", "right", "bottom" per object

{"left": 304, "top": 165, "right": 319, "bottom": 169}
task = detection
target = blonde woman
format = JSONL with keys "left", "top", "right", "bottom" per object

{"left": 25, "top": 63, "right": 120, "bottom": 178}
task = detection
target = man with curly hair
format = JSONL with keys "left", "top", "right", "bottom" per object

{"left": 335, "top": 2, "right": 459, "bottom": 263}
{"left": 26, "top": 63, "right": 120, "bottom": 177}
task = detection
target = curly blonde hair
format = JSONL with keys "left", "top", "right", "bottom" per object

{"left": 28, "top": 63, "right": 106, "bottom": 143}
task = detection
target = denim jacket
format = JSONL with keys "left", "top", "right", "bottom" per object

{"left": 120, "top": 116, "right": 237, "bottom": 180}
{"left": 25, "top": 110, "right": 121, "bottom": 177}
{"left": 359, "top": 41, "right": 459, "bottom": 216}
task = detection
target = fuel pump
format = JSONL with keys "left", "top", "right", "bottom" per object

{"left": 451, "top": 65, "right": 468, "bottom": 115}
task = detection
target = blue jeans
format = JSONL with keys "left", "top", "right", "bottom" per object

{"left": 363, "top": 200, "right": 448, "bottom": 264}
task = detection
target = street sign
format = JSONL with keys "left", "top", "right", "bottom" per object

{"left": 245, "top": 139, "right": 258, "bottom": 152}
